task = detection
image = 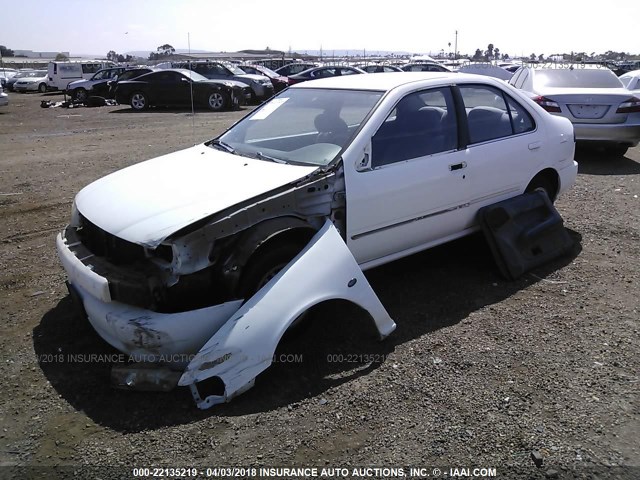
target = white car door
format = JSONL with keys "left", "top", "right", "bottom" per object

{"left": 344, "top": 87, "right": 475, "bottom": 268}
{"left": 456, "top": 83, "right": 544, "bottom": 224}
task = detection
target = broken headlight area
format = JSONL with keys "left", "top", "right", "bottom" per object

{"left": 67, "top": 217, "right": 233, "bottom": 313}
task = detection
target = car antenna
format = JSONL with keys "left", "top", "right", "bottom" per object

{"left": 188, "top": 32, "right": 196, "bottom": 145}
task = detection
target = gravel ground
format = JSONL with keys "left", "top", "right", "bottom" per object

{"left": 0, "top": 91, "right": 638, "bottom": 480}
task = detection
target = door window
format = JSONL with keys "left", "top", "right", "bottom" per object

{"left": 459, "top": 85, "right": 535, "bottom": 144}
{"left": 371, "top": 88, "right": 458, "bottom": 167}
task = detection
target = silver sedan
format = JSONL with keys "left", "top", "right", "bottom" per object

{"left": 509, "top": 65, "right": 640, "bottom": 157}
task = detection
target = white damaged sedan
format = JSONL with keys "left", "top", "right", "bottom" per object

{"left": 56, "top": 72, "right": 578, "bottom": 408}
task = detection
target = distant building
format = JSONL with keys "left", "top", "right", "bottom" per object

{"left": 13, "top": 50, "right": 70, "bottom": 58}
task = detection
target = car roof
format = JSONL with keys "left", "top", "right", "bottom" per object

{"left": 292, "top": 71, "right": 494, "bottom": 91}
{"left": 150, "top": 68, "right": 192, "bottom": 75}
{"left": 620, "top": 69, "right": 640, "bottom": 79}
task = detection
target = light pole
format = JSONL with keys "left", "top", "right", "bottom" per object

{"left": 454, "top": 30, "right": 458, "bottom": 61}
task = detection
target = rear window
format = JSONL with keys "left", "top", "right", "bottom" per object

{"left": 534, "top": 69, "right": 622, "bottom": 88}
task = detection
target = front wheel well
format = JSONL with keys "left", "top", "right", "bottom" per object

{"left": 235, "top": 226, "right": 316, "bottom": 297}
{"left": 525, "top": 168, "right": 559, "bottom": 202}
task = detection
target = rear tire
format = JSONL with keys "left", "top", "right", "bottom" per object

{"left": 38, "top": 83, "right": 47, "bottom": 94}
{"left": 130, "top": 91, "right": 148, "bottom": 111}
{"left": 525, "top": 173, "right": 557, "bottom": 202}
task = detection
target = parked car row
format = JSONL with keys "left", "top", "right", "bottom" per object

{"left": 166, "top": 61, "right": 274, "bottom": 102}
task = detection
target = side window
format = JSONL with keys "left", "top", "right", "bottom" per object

{"left": 372, "top": 87, "right": 458, "bottom": 167}
{"left": 145, "top": 73, "right": 161, "bottom": 84}
{"left": 505, "top": 96, "right": 535, "bottom": 134}
{"left": 509, "top": 69, "right": 522, "bottom": 87}
{"left": 82, "top": 63, "right": 101, "bottom": 74}
{"left": 516, "top": 70, "right": 529, "bottom": 89}
{"left": 165, "top": 72, "right": 183, "bottom": 83}
{"left": 212, "top": 64, "right": 229, "bottom": 75}
{"left": 314, "top": 69, "right": 335, "bottom": 78}
{"left": 459, "top": 85, "right": 535, "bottom": 144}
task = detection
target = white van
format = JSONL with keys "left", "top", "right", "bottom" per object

{"left": 47, "top": 60, "right": 116, "bottom": 91}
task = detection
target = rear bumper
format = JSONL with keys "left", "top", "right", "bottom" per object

{"left": 573, "top": 123, "right": 640, "bottom": 146}
{"left": 252, "top": 84, "right": 275, "bottom": 101}
{"left": 557, "top": 159, "right": 579, "bottom": 197}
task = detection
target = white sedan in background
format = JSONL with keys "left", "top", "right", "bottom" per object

{"left": 56, "top": 72, "right": 577, "bottom": 408}
{"left": 13, "top": 70, "right": 49, "bottom": 93}
{"left": 509, "top": 64, "right": 640, "bottom": 157}
{"left": 619, "top": 69, "right": 640, "bottom": 94}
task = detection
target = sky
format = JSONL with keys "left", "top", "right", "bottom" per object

{"left": 1, "top": 0, "right": 637, "bottom": 58}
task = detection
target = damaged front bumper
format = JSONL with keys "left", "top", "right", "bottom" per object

{"left": 56, "top": 221, "right": 395, "bottom": 408}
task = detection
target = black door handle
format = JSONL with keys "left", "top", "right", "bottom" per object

{"left": 449, "top": 161, "right": 467, "bottom": 171}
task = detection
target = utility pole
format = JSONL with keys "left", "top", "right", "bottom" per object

{"left": 454, "top": 30, "right": 458, "bottom": 60}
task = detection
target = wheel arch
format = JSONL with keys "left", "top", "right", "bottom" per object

{"left": 189, "top": 295, "right": 387, "bottom": 408}
{"left": 526, "top": 168, "right": 559, "bottom": 201}
{"left": 219, "top": 216, "right": 317, "bottom": 293}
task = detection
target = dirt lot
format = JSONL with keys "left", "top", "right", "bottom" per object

{"left": 0, "top": 91, "right": 638, "bottom": 480}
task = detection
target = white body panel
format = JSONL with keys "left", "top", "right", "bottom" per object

{"left": 179, "top": 221, "right": 396, "bottom": 408}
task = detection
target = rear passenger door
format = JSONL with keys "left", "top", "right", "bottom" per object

{"left": 456, "top": 84, "right": 540, "bottom": 223}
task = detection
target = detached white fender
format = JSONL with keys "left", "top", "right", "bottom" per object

{"left": 178, "top": 220, "right": 396, "bottom": 409}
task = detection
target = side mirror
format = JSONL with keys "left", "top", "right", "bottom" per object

{"left": 355, "top": 144, "right": 372, "bottom": 172}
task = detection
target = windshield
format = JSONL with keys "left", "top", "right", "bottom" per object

{"left": 223, "top": 64, "right": 245, "bottom": 75}
{"left": 217, "top": 88, "right": 384, "bottom": 166}
{"left": 254, "top": 66, "right": 278, "bottom": 78}
{"left": 19, "top": 71, "right": 46, "bottom": 78}
{"left": 534, "top": 69, "right": 623, "bottom": 88}
{"left": 242, "top": 65, "right": 277, "bottom": 78}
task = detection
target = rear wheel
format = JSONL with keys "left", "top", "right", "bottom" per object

{"left": 130, "top": 92, "right": 148, "bottom": 111}
{"left": 73, "top": 88, "right": 88, "bottom": 102}
{"left": 38, "top": 83, "right": 47, "bottom": 94}
{"left": 206, "top": 91, "right": 227, "bottom": 111}
{"left": 525, "top": 173, "right": 557, "bottom": 202}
